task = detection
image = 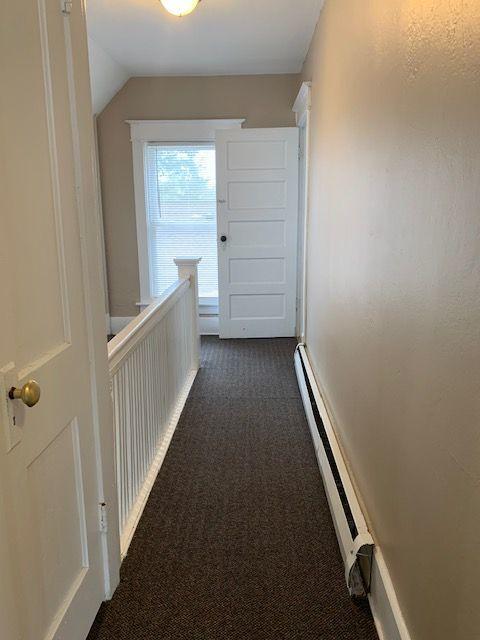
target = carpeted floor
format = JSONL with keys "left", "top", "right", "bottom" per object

{"left": 87, "top": 337, "right": 378, "bottom": 640}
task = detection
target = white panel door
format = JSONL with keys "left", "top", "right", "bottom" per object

{"left": 0, "top": 1, "right": 114, "bottom": 639}
{"left": 216, "top": 128, "right": 299, "bottom": 338}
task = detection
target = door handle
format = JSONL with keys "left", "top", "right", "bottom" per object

{"left": 220, "top": 235, "right": 227, "bottom": 243}
{"left": 9, "top": 380, "right": 41, "bottom": 407}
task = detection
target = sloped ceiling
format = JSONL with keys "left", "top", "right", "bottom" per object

{"left": 88, "top": 38, "right": 129, "bottom": 114}
{"left": 86, "top": 0, "right": 324, "bottom": 76}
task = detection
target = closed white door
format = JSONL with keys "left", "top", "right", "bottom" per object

{"left": 216, "top": 128, "right": 299, "bottom": 339}
{"left": 0, "top": 1, "right": 116, "bottom": 639}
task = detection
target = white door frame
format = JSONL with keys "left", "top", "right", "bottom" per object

{"left": 293, "top": 82, "right": 311, "bottom": 343}
{"left": 93, "top": 115, "right": 111, "bottom": 335}
{"left": 64, "top": 5, "right": 121, "bottom": 600}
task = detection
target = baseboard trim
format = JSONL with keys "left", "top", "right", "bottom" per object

{"left": 297, "top": 345, "right": 411, "bottom": 640}
{"left": 120, "top": 367, "right": 198, "bottom": 558}
{"left": 369, "top": 547, "right": 411, "bottom": 640}
{"left": 200, "top": 315, "right": 219, "bottom": 335}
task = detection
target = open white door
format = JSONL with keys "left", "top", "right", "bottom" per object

{"left": 0, "top": 1, "right": 118, "bottom": 639}
{"left": 216, "top": 128, "right": 299, "bottom": 338}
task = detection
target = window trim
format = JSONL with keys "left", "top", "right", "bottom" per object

{"left": 128, "top": 119, "right": 245, "bottom": 306}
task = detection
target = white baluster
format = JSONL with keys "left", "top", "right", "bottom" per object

{"left": 108, "top": 274, "right": 200, "bottom": 557}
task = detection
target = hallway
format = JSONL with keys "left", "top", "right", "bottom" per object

{"left": 88, "top": 337, "right": 378, "bottom": 639}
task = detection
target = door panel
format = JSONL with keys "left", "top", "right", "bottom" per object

{"left": 228, "top": 180, "right": 287, "bottom": 209}
{"left": 228, "top": 220, "right": 285, "bottom": 247}
{"left": 230, "top": 294, "right": 286, "bottom": 319}
{"left": 229, "top": 258, "right": 285, "bottom": 284}
{"left": 27, "top": 420, "right": 88, "bottom": 627}
{"left": 216, "top": 128, "right": 299, "bottom": 338}
{"left": 226, "top": 139, "right": 287, "bottom": 170}
{"left": 0, "top": 0, "right": 111, "bottom": 638}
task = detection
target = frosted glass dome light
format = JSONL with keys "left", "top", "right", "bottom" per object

{"left": 160, "top": 0, "right": 200, "bottom": 16}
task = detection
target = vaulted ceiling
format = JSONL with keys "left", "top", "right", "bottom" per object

{"left": 86, "top": 0, "right": 324, "bottom": 76}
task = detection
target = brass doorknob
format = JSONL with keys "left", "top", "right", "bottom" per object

{"left": 9, "top": 380, "right": 41, "bottom": 407}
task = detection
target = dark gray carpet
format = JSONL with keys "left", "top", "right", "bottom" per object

{"left": 88, "top": 337, "right": 378, "bottom": 640}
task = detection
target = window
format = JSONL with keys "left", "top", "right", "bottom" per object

{"left": 128, "top": 119, "right": 244, "bottom": 307}
{"left": 145, "top": 143, "right": 218, "bottom": 300}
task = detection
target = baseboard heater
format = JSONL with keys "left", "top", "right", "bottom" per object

{"left": 294, "top": 344, "right": 374, "bottom": 598}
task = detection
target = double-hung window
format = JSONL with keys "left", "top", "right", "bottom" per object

{"left": 144, "top": 143, "right": 218, "bottom": 301}
{"left": 129, "top": 120, "right": 244, "bottom": 308}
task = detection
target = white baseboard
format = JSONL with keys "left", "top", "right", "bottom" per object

{"left": 297, "top": 345, "right": 411, "bottom": 640}
{"left": 200, "top": 315, "right": 219, "bottom": 335}
{"left": 369, "top": 547, "right": 411, "bottom": 640}
{"left": 120, "top": 367, "right": 198, "bottom": 558}
{"left": 110, "top": 316, "right": 135, "bottom": 335}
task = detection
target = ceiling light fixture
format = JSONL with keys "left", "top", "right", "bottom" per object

{"left": 160, "top": 0, "right": 201, "bottom": 17}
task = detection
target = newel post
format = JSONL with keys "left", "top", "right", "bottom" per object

{"left": 174, "top": 257, "right": 202, "bottom": 371}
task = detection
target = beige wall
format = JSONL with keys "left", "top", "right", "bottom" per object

{"left": 303, "top": 1, "right": 480, "bottom": 639}
{"left": 97, "top": 74, "right": 300, "bottom": 316}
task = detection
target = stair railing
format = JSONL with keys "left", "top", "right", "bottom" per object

{"left": 108, "top": 258, "right": 201, "bottom": 556}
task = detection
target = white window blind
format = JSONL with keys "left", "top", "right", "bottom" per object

{"left": 145, "top": 143, "right": 218, "bottom": 300}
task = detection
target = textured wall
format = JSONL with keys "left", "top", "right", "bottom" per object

{"left": 303, "top": 1, "right": 480, "bottom": 638}
{"left": 97, "top": 75, "right": 300, "bottom": 316}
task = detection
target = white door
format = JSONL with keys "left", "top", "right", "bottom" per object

{"left": 0, "top": 1, "right": 116, "bottom": 639}
{"left": 216, "top": 128, "right": 299, "bottom": 339}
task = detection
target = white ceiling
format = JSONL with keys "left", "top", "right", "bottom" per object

{"left": 86, "top": 0, "right": 324, "bottom": 76}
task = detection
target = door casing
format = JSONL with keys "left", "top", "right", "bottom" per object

{"left": 293, "top": 81, "right": 312, "bottom": 343}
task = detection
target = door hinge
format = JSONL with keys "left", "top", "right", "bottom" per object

{"left": 99, "top": 502, "right": 108, "bottom": 533}
{"left": 61, "top": 1, "right": 72, "bottom": 15}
